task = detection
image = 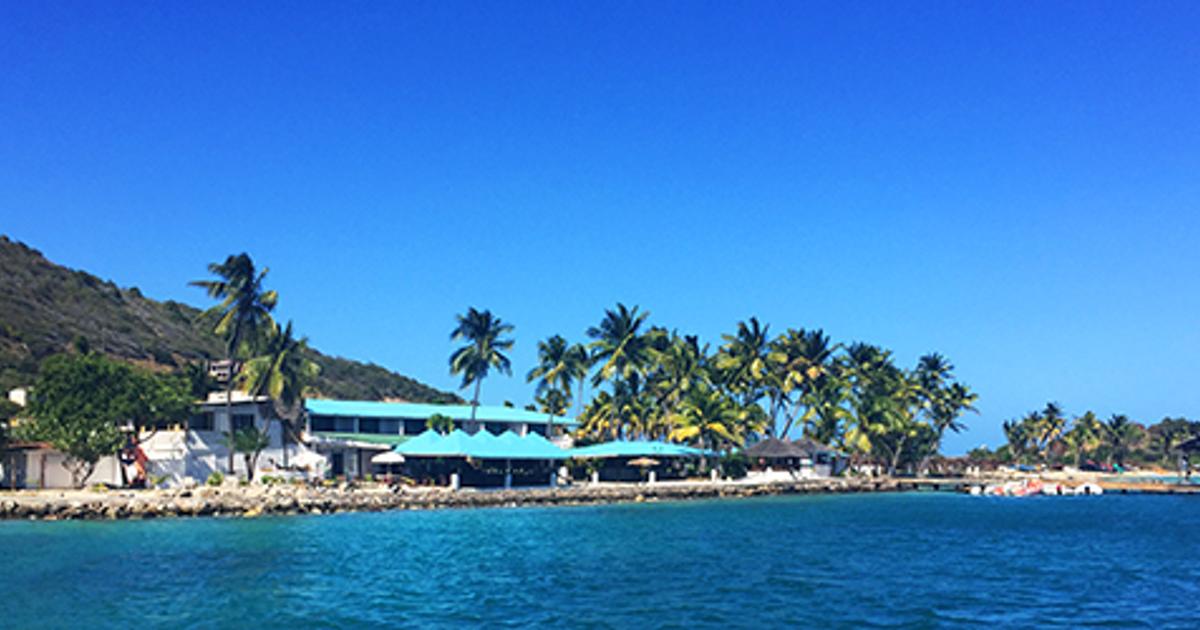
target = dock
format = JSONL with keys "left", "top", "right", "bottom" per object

{"left": 892, "top": 477, "right": 1200, "bottom": 495}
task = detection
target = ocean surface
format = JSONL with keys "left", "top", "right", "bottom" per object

{"left": 0, "top": 493, "right": 1197, "bottom": 628}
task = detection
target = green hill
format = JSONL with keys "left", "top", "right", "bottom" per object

{"left": 0, "top": 235, "right": 460, "bottom": 403}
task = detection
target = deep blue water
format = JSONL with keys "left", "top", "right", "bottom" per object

{"left": 0, "top": 493, "right": 1198, "bottom": 628}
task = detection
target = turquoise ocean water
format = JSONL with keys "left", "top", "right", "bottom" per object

{"left": 0, "top": 493, "right": 1197, "bottom": 628}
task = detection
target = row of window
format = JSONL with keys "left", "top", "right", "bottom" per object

{"left": 187, "top": 413, "right": 255, "bottom": 432}
{"left": 186, "top": 413, "right": 554, "bottom": 438}
{"left": 308, "top": 415, "right": 550, "bottom": 437}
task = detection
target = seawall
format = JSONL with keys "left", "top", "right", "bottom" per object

{"left": 0, "top": 478, "right": 905, "bottom": 521}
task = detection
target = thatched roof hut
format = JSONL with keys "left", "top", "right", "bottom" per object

{"left": 744, "top": 438, "right": 808, "bottom": 459}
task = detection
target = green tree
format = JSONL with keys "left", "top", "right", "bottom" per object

{"left": 23, "top": 354, "right": 131, "bottom": 487}
{"left": 426, "top": 413, "right": 454, "bottom": 435}
{"left": 769, "top": 328, "right": 835, "bottom": 438}
{"left": 191, "top": 253, "right": 277, "bottom": 474}
{"left": 224, "top": 427, "right": 270, "bottom": 481}
{"left": 566, "top": 342, "right": 592, "bottom": 415}
{"left": 526, "top": 335, "right": 574, "bottom": 436}
{"left": 587, "top": 303, "right": 653, "bottom": 438}
{"left": 449, "top": 308, "right": 515, "bottom": 423}
{"left": 714, "top": 317, "right": 771, "bottom": 411}
{"left": 240, "top": 320, "right": 320, "bottom": 468}
{"left": 1103, "top": 414, "right": 1142, "bottom": 467}
{"left": 667, "top": 385, "right": 745, "bottom": 452}
{"left": 1064, "top": 411, "right": 1103, "bottom": 467}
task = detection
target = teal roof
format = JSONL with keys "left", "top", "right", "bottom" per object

{"left": 569, "top": 440, "right": 713, "bottom": 459}
{"left": 393, "top": 429, "right": 570, "bottom": 460}
{"left": 305, "top": 399, "right": 577, "bottom": 426}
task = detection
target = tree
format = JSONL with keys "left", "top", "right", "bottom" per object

{"left": 1103, "top": 414, "right": 1142, "bottom": 467}
{"left": 225, "top": 427, "right": 270, "bottom": 481}
{"left": 527, "top": 335, "right": 574, "bottom": 435}
{"left": 449, "top": 308, "right": 514, "bottom": 423}
{"left": 240, "top": 320, "right": 319, "bottom": 468}
{"left": 1064, "top": 411, "right": 1103, "bottom": 467}
{"left": 714, "top": 317, "right": 771, "bottom": 411}
{"left": 191, "top": 253, "right": 277, "bottom": 474}
{"left": 23, "top": 354, "right": 133, "bottom": 487}
{"left": 769, "top": 328, "right": 835, "bottom": 438}
{"left": 566, "top": 342, "right": 592, "bottom": 416}
{"left": 667, "top": 385, "right": 745, "bottom": 452}
{"left": 426, "top": 413, "right": 454, "bottom": 435}
{"left": 587, "top": 304, "right": 653, "bottom": 437}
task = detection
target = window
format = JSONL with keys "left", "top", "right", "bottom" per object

{"left": 311, "top": 415, "right": 336, "bottom": 432}
{"left": 190, "top": 413, "right": 214, "bottom": 431}
{"left": 528, "top": 424, "right": 548, "bottom": 437}
{"left": 485, "top": 422, "right": 506, "bottom": 436}
{"left": 232, "top": 414, "right": 255, "bottom": 433}
{"left": 360, "top": 418, "right": 381, "bottom": 434}
{"left": 404, "top": 419, "right": 426, "bottom": 435}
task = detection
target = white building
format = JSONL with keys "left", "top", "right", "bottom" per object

{"left": 2, "top": 391, "right": 323, "bottom": 489}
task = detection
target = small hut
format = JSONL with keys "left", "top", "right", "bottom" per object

{"left": 743, "top": 438, "right": 808, "bottom": 472}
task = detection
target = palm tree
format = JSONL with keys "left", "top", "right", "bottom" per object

{"left": 667, "top": 385, "right": 744, "bottom": 452}
{"left": 449, "top": 308, "right": 515, "bottom": 423}
{"left": 587, "top": 304, "right": 652, "bottom": 437}
{"left": 240, "top": 320, "right": 320, "bottom": 468}
{"left": 191, "top": 253, "right": 277, "bottom": 474}
{"left": 1065, "top": 411, "right": 1103, "bottom": 467}
{"left": 527, "top": 335, "right": 574, "bottom": 436}
{"left": 1035, "top": 402, "right": 1067, "bottom": 464}
{"left": 1103, "top": 414, "right": 1141, "bottom": 467}
{"left": 714, "top": 317, "right": 771, "bottom": 410}
{"left": 646, "top": 333, "right": 710, "bottom": 438}
{"left": 566, "top": 342, "right": 592, "bottom": 416}
{"left": 770, "top": 328, "right": 834, "bottom": 438}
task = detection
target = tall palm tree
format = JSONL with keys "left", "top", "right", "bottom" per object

{"left": 240, "top": 320, "right": 320, "bottom": 468}
{"left": 191, "top": 253, "right": 277, "bottom": 474}
{"left": 647, "top": 333, "right": 710, "bottom": 437}
{"left": 527, "top": 335, "right": 574, "bottom": 436}
{"left": 667, "top": 385, "right": 744, "bottom": 452}
{"left": 1035, "top": 402, "right": 1067, "bottom": 464}
{"left": 449, "top": 308, "right": 515, "bottom": 423}
{"left": 587, "top": 303, "right": 652, "bottom": 437}
{"left": 1065, "top": 411, "right": 1103, "bottom": 467}
{"left": 1103, "top": 414, "right": 1141, "bottom": 467}
{"left": 770, "top": 328, "right": 834, "bottom": 438}
{"left": 714, "top": 317, "right": 771, "bottom": 409}
{"left": 566, "top": 342, "right": 592, "bottom": 416}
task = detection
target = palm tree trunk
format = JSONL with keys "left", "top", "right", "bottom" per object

{"left": 225, "top": 372, "right": 235, "bottom": 476}
{"left": 469, "top": 378, "right": 482, "bottom": 424}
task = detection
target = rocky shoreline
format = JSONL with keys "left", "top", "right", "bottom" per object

{"left": 0, "top": 478, "right": 905, "bottom": 521}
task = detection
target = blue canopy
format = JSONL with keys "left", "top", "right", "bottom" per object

{"left": 569, "top": 440, "right": 713, "bottom": 459}
{"left": 392, "top": 429, "right": 569, "bottom": 460}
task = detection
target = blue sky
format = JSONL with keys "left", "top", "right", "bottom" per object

{"left": 2, "top": 2, "right": 1198, "bottom": 453}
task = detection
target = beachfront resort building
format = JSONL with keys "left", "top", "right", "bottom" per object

{"left": 303, "top": 399, "right": 577, "bottom": 480}
{"left": 1, "top": 391, "right": 578, "bottom": 489}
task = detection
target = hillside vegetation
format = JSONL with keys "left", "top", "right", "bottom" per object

{"left": 0, "top": 236, "right": 459, "bottom": 403}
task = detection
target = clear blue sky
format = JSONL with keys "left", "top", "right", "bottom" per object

{"left": 3, "top": 2, "right": 1198, "bottom": 453}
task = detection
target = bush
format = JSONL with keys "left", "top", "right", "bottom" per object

{"left": 720, "top": 452, "right": 749, "bottom": 479}
{"left": 206, "top": 471, "right": 224, "bottom": 487}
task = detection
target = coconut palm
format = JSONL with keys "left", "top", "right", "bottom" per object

{"left": 240, "top": 320, "right": 320, "bottom": 468}
{"left": 191, "top": 253, "right": 277, "bottom": 474}
{"left": 449, "top": 308, "right": 515, "bottom": 423}
{"left": 566, "top": 342, "right": 592, "bottom": 415}
{"left": 770, "top": 328, "right": 834, "bottom": 438}
{"left": 1064, "top": 411, "right": 1103, "bottom": 467}
{"left": 527, "top": 335, "right": 574, "bottom": 435}
{"left": 587, "top": 304, "right": 653, "bottom": 436}
{"left": 714, "top": 317, "right": 771, "bottom": 409}
{"left": 1103, "top": 414, "right": 1141, "bottom": 467}
{"left": 667, "top": 385, "right": 745, "bottom": 452}
{"left": 646, "top": 333, "right": 710, "bottom": 437}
